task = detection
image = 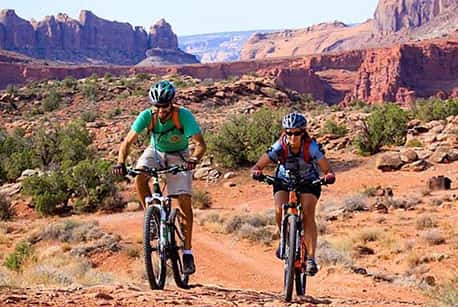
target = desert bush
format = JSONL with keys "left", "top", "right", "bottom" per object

{"left": 4, "top": 240, "right": 33, "bottom": 271}
{"left": 22, "top": 171, "right": 70, "bottom": 216}
{"left": 42, "top": 88, "right": 61, "bottom": 112}
{"left": 207, "top": 107, "right": 283, "bottom": 167}
{"left": 103, "top": 73, "right": 113, "bottom": 82}
{"left": 316, "top": 240, "right": 353, "bottom": 267}
{"left": 30, "top": 220, "right": 102, "bottom": 243}
{"left": 236, "top": 224, "right": 275, "bottom": 244}
{"left": 64, "top": 159, "right": 119, "bottom": 213}
{"left": 31, "top": 126, "right": 59, "bottom": 168}
{"left": 57, "top": 120, "right": 93, "bottom": 166}
{"left": 6, "top": 84, "right": 18, "bottom": 96}
{"left": 387, "top": 196, "right": 420, "bottom": 210}
{"left": 421, "top": 229, "right": 445, "bottom": 245}
{"left": 0, "top": 128, "right": 35, "bottom": 181}
{"left": 80, "top": 111, "right": 98, "bottom": 122}
{"left": 321, "top": 119, "right": 348, "bottom": 137}
{"left": 411, "top": 98, "right": 458, "bottom": 121}
{"left": 343, "top": 195, "right": 369, "bottom": 212}
{"left": 0, "top": 193, "right": 13, "bottom": 221}
{"left": 62, "top": 76, "right": 78, "bottom": 89}
{"left": 427, "top": 276, "right": 458, "bottom": 307}
{"left": 355, "top": 228, "right": 382, "bottom": 243}
{"left": 415, "top": 215, "right": 438, "bottom": 230}
{"left": 82, "top": 83, "right": 98, "bottom": 102}
{"left": 354, "top": 103, "right": 408, "bottom": 155}
{"left": 192, "top": 189, "right": 212, "bottom": 209}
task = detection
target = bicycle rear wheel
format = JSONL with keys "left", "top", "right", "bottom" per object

{"left": 284, "top": 214, "right": 297, "bottom": 302}
{"left": 144, "top": 204, "right": 166, "bottom": 290}
{"left": 170, "top": 208, "right": 189, "bottom": 289}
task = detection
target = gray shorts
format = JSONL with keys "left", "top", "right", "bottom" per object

{"left": 136, "top": 146, "right": 192, "bottom": 196}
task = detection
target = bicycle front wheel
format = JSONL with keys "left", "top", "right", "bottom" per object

{"left": 144, "top": 204, "right": 166, "bottom": 290}
{"left": 284, "top": 214, "right": 297, "bottom": 302}
{"left": 170, "top": 208, "right": 189, "bottom": 289}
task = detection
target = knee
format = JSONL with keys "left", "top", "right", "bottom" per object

{"left": 135, "top": 174, "right": 148, "bottom": 185}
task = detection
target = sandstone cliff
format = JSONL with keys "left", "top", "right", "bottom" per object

{"left": 0, "top": 9, "right": 198, "bottom": 65}
{"left": 241, "top": 0, "right": 458, "bottom": 60}
{"left": 0, "top": 38, "right": 456, "bottom": 106}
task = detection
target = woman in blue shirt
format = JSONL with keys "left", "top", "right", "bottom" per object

{"left": 251, "top": 112, "right": 335, "bottom": 276}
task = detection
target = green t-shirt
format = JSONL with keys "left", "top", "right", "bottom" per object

{"left": 131, "top": 106, "right": 201, "bottom": 153}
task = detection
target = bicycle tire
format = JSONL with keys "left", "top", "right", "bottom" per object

{"left": 295, "top": 268, "right": 307, "bottom": 296}
{"left": 284, "top": 214, "right": 297, "bottom": 302}
{"left": 144, "top": 204, "right": 166, "bottom": 290}
{"left": 170, "top": 208, "right": 189, "bottom": 289}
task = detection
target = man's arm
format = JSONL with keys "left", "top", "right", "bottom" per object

{"left": 189, "top": 132, "right": 206, "bottom": 161}
{"left": 117, "top": 130, "right": 140, "bottom": 164}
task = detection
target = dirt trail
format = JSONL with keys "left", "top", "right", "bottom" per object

{"left": 90, "top": 210, "right": 427, "bottom": 306}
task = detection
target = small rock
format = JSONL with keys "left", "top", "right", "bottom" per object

{"left": 223, "top": 172, "right": 236, "bottom": 179}
{"left": 223, "top": 182, "right": 236, "bottom": 188}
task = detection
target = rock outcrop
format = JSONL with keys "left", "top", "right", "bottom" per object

{"left": 241, "top": 0, "right": 458, "bottom": 61}
{"left": 374, "top": 0, "right": 458, "bottom": 33}
{"left": 0, "top": 9, "right": 198, "bottom": 65}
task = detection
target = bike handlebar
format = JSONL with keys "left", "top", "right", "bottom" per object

{"left": 127, "top": 165, "right": 187, "bottom": 177}
{"left": 254, "top": 174, "right": 325, "bottom": 190}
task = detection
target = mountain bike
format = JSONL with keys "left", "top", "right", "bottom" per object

{"left": 127, "top": 165, "right": 189, "bottom": 290}
{"left": 254, "top": 172, "right": 325, "bottom": 302}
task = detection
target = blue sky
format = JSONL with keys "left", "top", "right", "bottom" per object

{"left": 1, "top": 0, "right": 379, "bottom": 36}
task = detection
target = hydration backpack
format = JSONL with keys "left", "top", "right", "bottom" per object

{"left": 147, "top": 105, "right": 184, "bottom": 137}
{"left": 279, "top": 133, "right": 313, "bottom": 163}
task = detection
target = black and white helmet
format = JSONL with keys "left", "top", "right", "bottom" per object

{"left": 282, "top": 112, "right": 307, "bottom": 129}
{"left": 148, "top": 80, "right": 175, "bottom": 106}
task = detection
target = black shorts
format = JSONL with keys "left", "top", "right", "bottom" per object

{"left": 273, "top": 183, "right": 321, "bottom": 200}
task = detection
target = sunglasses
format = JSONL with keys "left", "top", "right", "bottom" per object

{"left": 154, "top": 104, "right": 172, "bottom": 110}
{"left": 285, "top": 130, "right": 304, "bottom": 136}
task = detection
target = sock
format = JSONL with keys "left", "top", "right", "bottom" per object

{"left": 183, "top": 249, "right": 193, "bottom": 255}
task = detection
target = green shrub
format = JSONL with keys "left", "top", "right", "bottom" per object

{"left": 103, "top": 73, "right": 113, "bottom": 82}
{"left": 82, "top": 83, "right": 98, "bottom": 102}
{"left": 64, "top": 159, "right": 120, "bottom": 213}
{"left": 80, "top": 111, "right": 98, "bottom": 122}
{"left": 0, "top": 129, "right": 35, "bottom": 181}
{"left": 411, "top": 98, "right": 458, "bottom": 121}
{"left": 31, "top": 127, "right": 59, "bottom": 168}
{"left": 2, "top": 151, "right": 35, "bottom": 181}
{"left": 58, "top": 120, "right": 93, "bottom": 166}
{"left": 207, "top": 107, "right": 283, "bottom": 167}
{"left": 42, "top": 88, "right": 61, "bottom": 112}
{"left": 4, "top": 240, "right": 33, "bottom": 271}
{"left": 354, "top": 103, "right": 408, "bottom": 155}
{"left": 22, "top": 172, "right": 70, "bottom": 215}
{"left": 321, "top": 119, "right": 348, "bottom": 137}
{"left": 62, "top": 76, "right": 77, "bottom": 89}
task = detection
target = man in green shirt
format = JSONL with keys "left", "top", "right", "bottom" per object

{"left": 113, "top": 80, "right": 206, "bottom": 275}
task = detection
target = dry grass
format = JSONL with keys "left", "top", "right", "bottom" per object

{"left": 415, "top": 215, "right": 438, "bottom": 230}
{"left": 427, "top": 276, "right": 458, "bottom": 307}
{"left": 317, "top": 240, "right": 353, "bottom": 268}
{"left": 354, "top": 228, "right": 383, "bottom": 243}
{"left": 197, "top": 210, "right": 277, "bottom": 244}
{"left": 421, "top": 229, "right": 446, "bottom": 245}
{"left": 192, "top": 189, "right": 212, "bottom": 209}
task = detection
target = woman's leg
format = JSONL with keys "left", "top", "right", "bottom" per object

{"left": 274, "top": 191, "right": 289, "bottom": 232}
{"left": 300, "top": 193, "right": 318, "bottom": 258}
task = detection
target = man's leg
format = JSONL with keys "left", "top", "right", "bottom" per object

{"left": 177, "top": 194, "right": 193, "bottom": 250}
{"left": 135, "top": 174, "right": 151, "bottom": 210}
